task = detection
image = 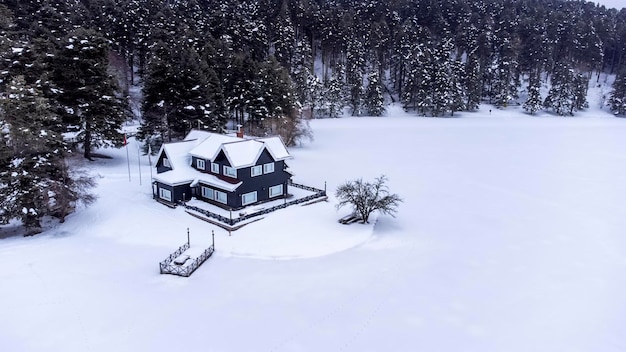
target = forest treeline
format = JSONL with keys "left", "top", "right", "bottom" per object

{"left": 1, "top": 0, "right": 626, "bottom": 233}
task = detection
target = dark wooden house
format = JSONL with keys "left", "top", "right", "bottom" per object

{"left": 152, "top": 130, "right": 293, "bottom": 209}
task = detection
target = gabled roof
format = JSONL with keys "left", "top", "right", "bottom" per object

{"left": 187, "top": 131, "right": 292, "bottom": 168}
{"left": 154, "top": 130, "right": 293, "bottom": 189}
{"left": 188, "top": 132, "right": 240, "bottom": 161}
{"left": 218, "top": 139, "right": 265, "bottom": 168}
{"left": 159, "top": 140, "right": 197, "bottom": 171}
{"left": 257, "top": 136, "right": 291, "bottom": 161}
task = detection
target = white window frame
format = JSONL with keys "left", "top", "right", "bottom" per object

{"left": 269, "top": 184, "right": 283, "bottom": 198}
{"left": 214, "top": 190, "right": 227, "bottom": 204}
{"left": 242, "top": 191, "right": 257, "bottom": 206}
{"left": 211, "top": 162, "right": 220, "bottom": 173}
{"left": 163, "top": 158, "right": 171, "bottom": 168}
{"left": 223, "top": 165, "right": 237, "bottom": 178}
{"left": 196, "top": 159, "right": 205, "bottom": 170}
{"left": 263, "top": 162, "right": 274, "bottom": 174}
{"left": 159, "top": 188, "right": 172, "bottom": 202}
{"left": 251, "top": 165, "right": 262, "bottom": 177}
{"left": 201, "top": 186, "right": 213, "bottom": 199}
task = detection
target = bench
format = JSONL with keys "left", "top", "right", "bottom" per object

{"left": 338, "top": 213, "right": 361, "bottom": 224}
{"left": 173, "top": 254, "right": 190, "bottom": 265}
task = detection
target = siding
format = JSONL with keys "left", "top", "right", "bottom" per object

{"left": 233, "top": 149, "right": 291, "bottom": 207}
{"left": 155, "top": 182, "right": 192, "bottom": 203}
{"left": 156, "top": 152, "right": 172, "bottom": 174}
{"left": 196, "top": 183, "right": 238, "bottom": 209}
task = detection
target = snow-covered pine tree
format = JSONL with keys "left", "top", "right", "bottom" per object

{"left": 609, "top": 69, "right": 626, "bottom": 115}
{"left": 448, "top": 59, "right": 467, "bottom": 116}
{"left": 364, "top": 70, "right": 385, "bottom": 116}
{"left": 430, "top": 39, "right": 458, "bottom": 116}
{"left": 291, "top": 36, "right": 321, "bottom": 118}
{"left": 573, "top": 72, "right": 589, "bottom": 111}
{"left": 346, "top": 38, "right": 366, "bottom": 116}
{"left": 323, "top": 65, "right": 345, "bottom": 118}
{"left": 271, "top": 1, "right": 297, "bottom": 70}
{"left": 166, "top": 41, "right": 212, "bottom": 136}
{"left": 138, "top": 40, "right": 172, "bottom": 144}
{"left": 463, "top": 55, "right": 482, "bottom": 111}
{"left": 543, "top": 62, "right": 575, "bottom": 116}
{"left": 0, "top": 76, "right": 67, "bottom": 233}
{"left": 523, "top": 73, "right": 543, "bottom": 115}
{"left": 201, "top": 36, "right": 230, "bottom": 131}
{"left": 52, "top": 28, "right": 130, "bottom": 159}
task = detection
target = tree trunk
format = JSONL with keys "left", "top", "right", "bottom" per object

{"left": 84, "top": 121, "right": 93, "bottom": 160}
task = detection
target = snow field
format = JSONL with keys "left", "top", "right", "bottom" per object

{"left": 1, "top": 104, "right": 626, "bottom": 352}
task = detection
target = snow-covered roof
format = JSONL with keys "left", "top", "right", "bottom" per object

{"left": 192, "top": 174, "right": 242, "bottom": 192}
{"left": 187, "top": 131, "right": 292, "bottom": 168}
{"left": 257, "top": 137, "right": 291, "bottom": 161}
{"left": 184, "top": 129, "right": 215, "bottom": 143}
{"left": 161, "top": 140, "right": 197, "bottom": 171}
{"left": 188, "top": 133, "right": 240, "bottom": 161}
{"left": 219, "top": 140, "right": 266, "bottom": 168}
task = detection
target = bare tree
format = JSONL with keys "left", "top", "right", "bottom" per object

{"left": 256, "top": 114, "right": 313, "bottom": 147}
{"left": 335, "top": 175, "right": 402, "bottom": 224}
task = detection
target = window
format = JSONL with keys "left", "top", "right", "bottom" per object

{"left": 196, "top": 159, "right": 205, "bottom": 170}
{"left": 159, "top": 188, "right": 172, "bottom": 202}
{"left": 269, "top": 184, "right": 283, "bottom": 198}
{"left": 223, "top": 166, "right": 236, "bottom": 178}
{"left": 201, "top": 186, "right": 213, "bottom": 199}
{"left": 251, "top": 165, "right": 262, "bottom": 177}
{"left": 242, "top": 191, "right": 257, "bottom": 206}
{"left": 215, "top": 190, "right": 227, "bottom": 204}
{"left": 163, "top": 158, "right": 171, "bottom": 168}
{"left": 211, "top": 162, "right": 220, "bottom": 173}
{"left": 263, "top": 162, "right": 274, "bottom": 174}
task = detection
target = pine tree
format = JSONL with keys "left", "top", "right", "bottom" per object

{"left": 138, "top": 40, "right": 172, "bottom": 143}
{"left": 0, "top": 76, "right": 66, "bottom": 233}
{"left": 346, "top": 38, "right": 366, "bottom": 116}
{"left": 323, "top": 65, "right": 345, "bottom": 118}
{"left": 52, "top": 28, "right": 129, "bottom": 159}
{"left": 544, "top": 63, "right": 576, "bottom": 116}
{"left": 523, "top": 73, "right": 543, "bottom": 115}
{"left": 609, "top": 69, "right": 626, "bottom": 115}
{"left": 573, "top": 72, "right": 589, "bottom": 111}
{"left": 364, "top": 70, "right": 385, "bottom": 116}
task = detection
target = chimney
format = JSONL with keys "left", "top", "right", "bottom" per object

{"left": 236, "top": 124, "right": 244, "bottom": 138}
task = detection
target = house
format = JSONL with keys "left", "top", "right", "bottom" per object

{"left": 152, "top": 130, "right": 293, "bottom": 210}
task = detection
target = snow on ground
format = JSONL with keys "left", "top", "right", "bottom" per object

{"left": 2, "top": 104, "right": 626, "bottom": 352}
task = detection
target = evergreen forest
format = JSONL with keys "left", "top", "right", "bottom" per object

{"left": 1, "top": 0, "right": 626, "bottom": 233}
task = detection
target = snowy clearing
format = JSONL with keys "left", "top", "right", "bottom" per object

{"left": 1, "top": 104, "right": 626, "bottom": 352}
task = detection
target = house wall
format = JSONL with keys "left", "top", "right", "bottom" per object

{"left": 156, "top": 152, "right": 172, "bottom": 174}
{"left": 174, "top": 184, "right": 193, "bottom": 202}
{"left": 190, "top": 149, "right": 291, "bottom": 209}
{"left": 154, "top": 182, "right": 192, "bottom": 203}
{"left": 192, "top": 153, "right": 236, "bottom": 178}
{"left": 233, "top": 149, "right": 291, "bottom": 208}
{"left": 195, "top": 183, "right": 239, "bottom": 209}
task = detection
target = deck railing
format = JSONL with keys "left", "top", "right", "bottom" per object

{"left": 159, "top": 242, "right": 215, "bottom": 277}
{"left": 179, "top": 181, "right": 326, "bottom": 226}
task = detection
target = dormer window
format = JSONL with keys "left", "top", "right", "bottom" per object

{"left": 196, "top": 159, "right": 205, "bottom": 170}
{"left": 163, "top": 158, "right": 170, "bottom": 168}
{"left": 211, "top": 162, "right": 219, "bottom": 173}
{"left": 263, "top": 162, "right": 274, "bottom": 174}
{"left": 223, "top": 165, "right": 236, "bottom": 178}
